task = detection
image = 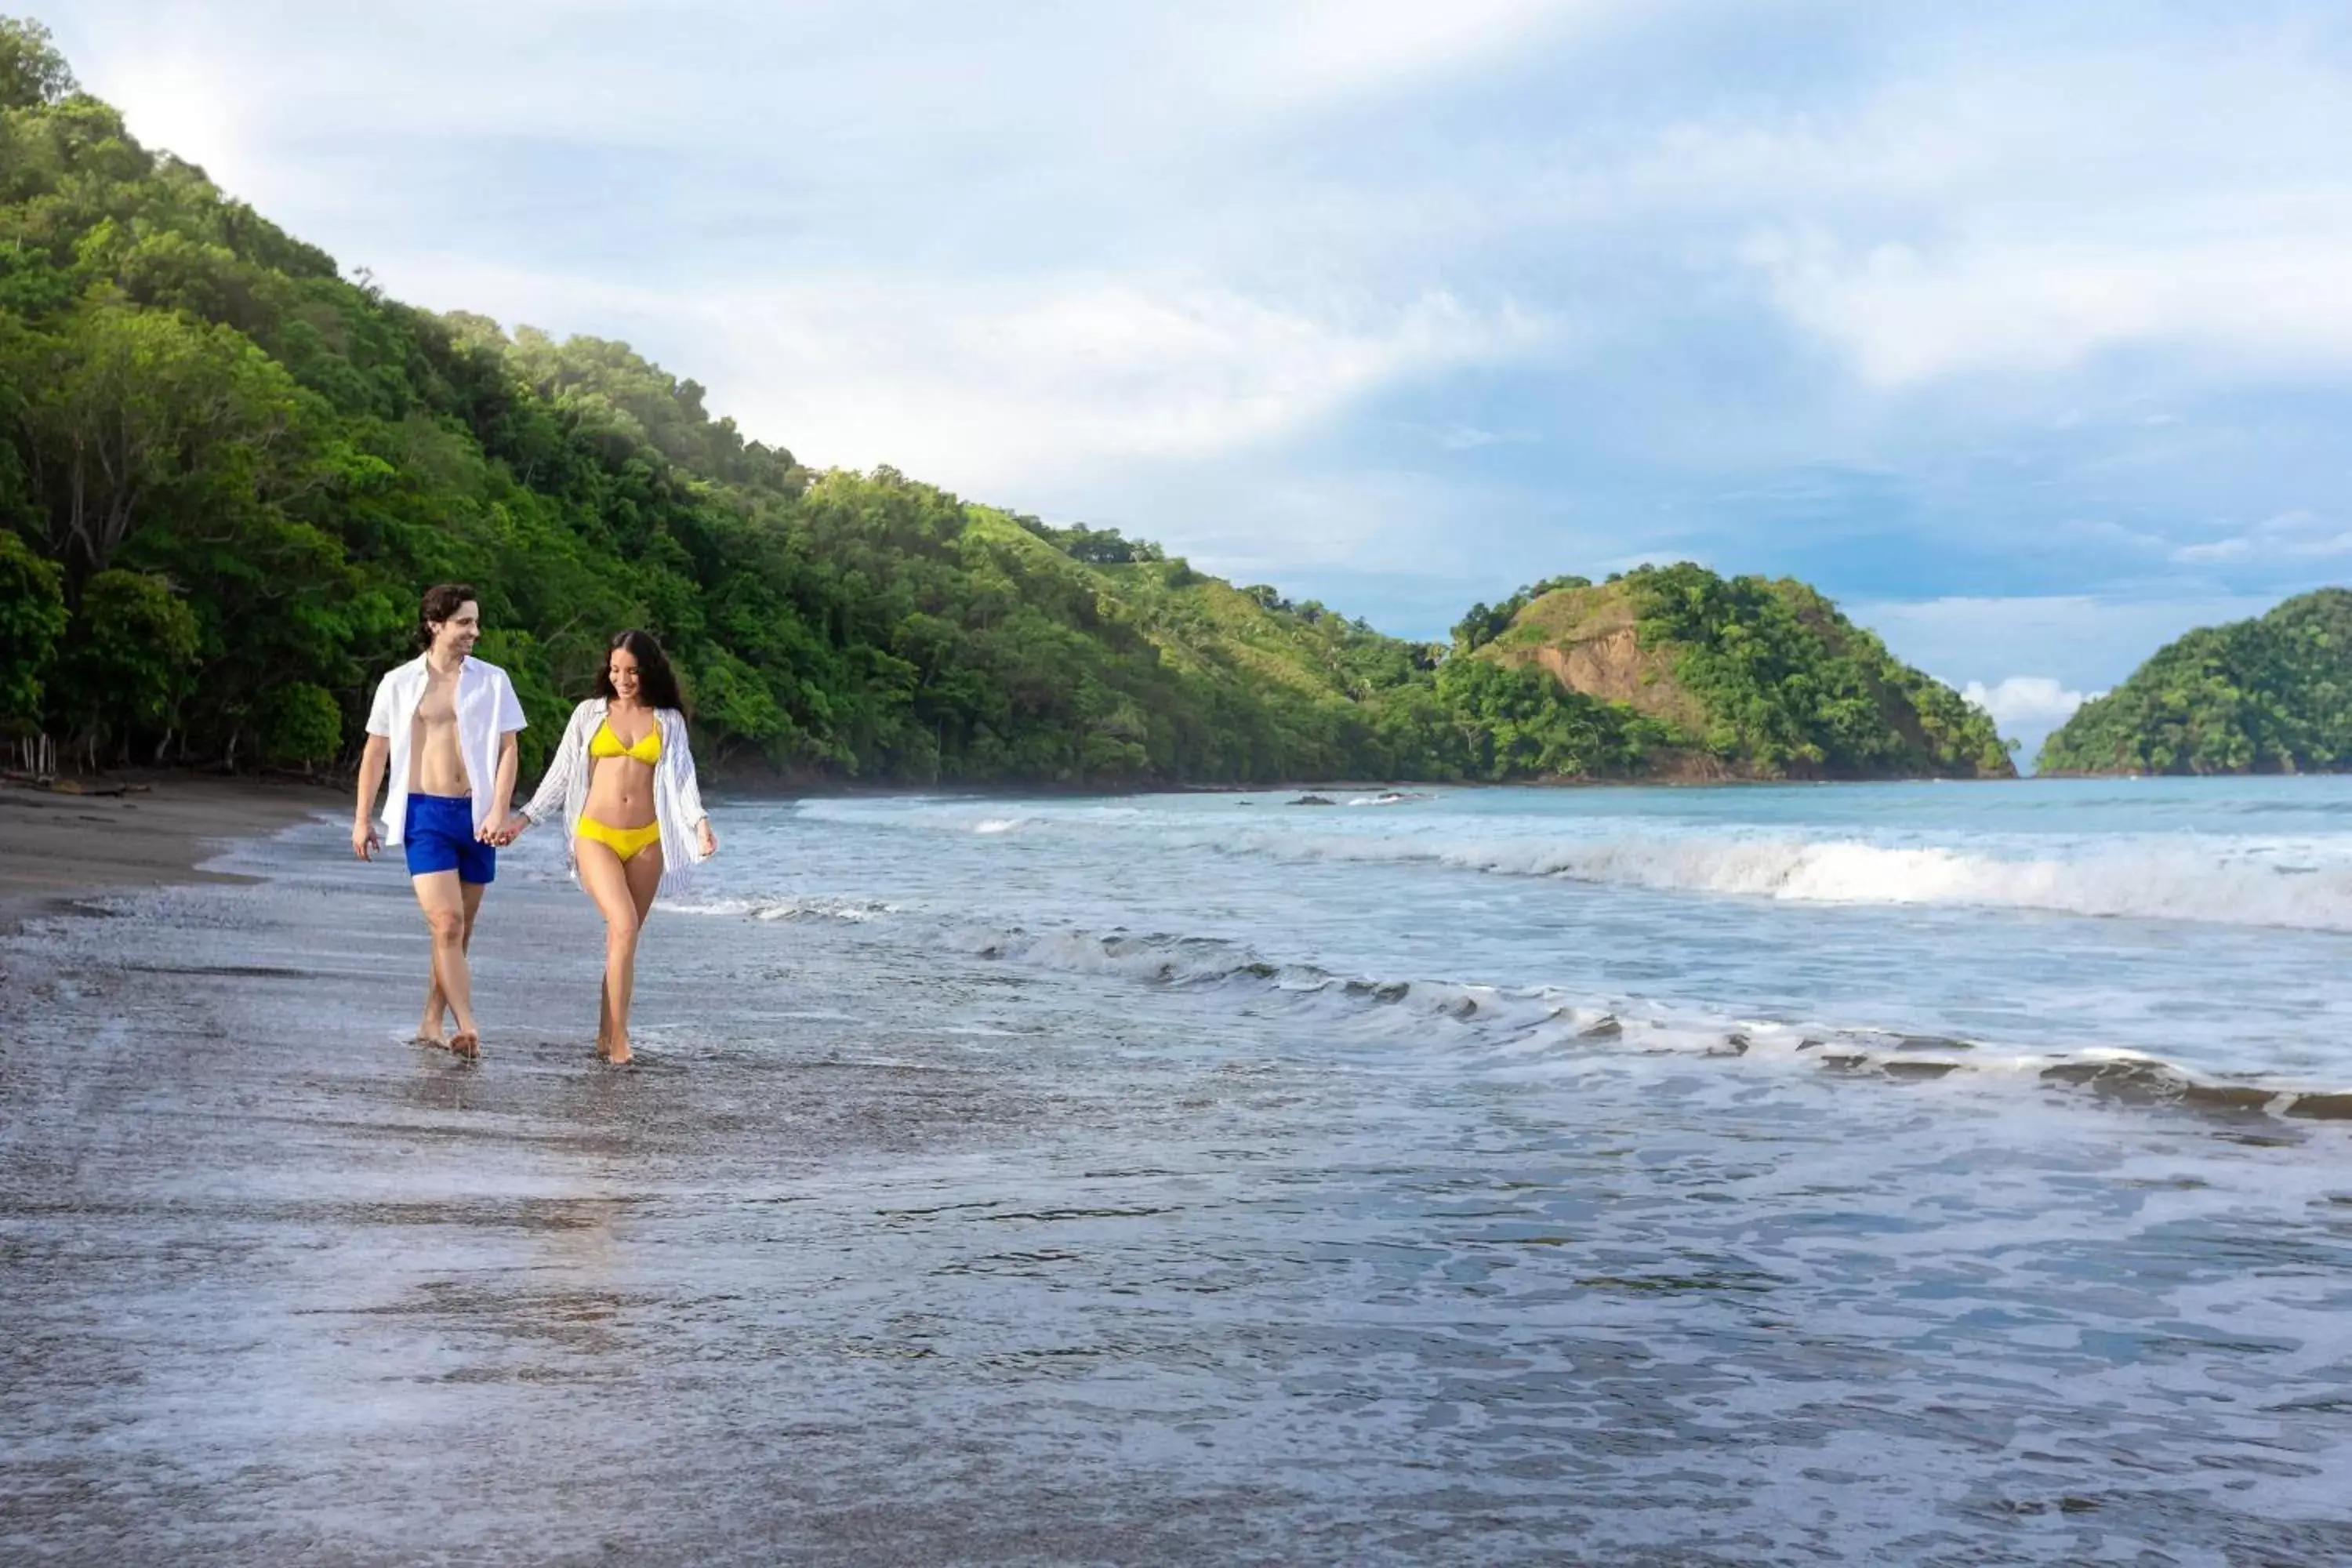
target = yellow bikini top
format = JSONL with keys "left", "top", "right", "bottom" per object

{"left": 589, "top": 716, "right": 662, "bottom": 764}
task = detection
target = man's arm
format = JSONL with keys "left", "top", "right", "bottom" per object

{"left": 352, "top": 734, "right": 389, "bottom": 859}
{"left": 481, "top": 731, "right": 521, "bottom": 842}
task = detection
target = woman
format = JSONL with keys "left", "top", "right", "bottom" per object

{"left": 503, "top": 630, "right": 717, "bottom": 1064}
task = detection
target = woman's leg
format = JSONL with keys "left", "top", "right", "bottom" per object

{"left": 607, "top": 847, "right": 664, "bottom": 1061}
{"left": 576, "top": 839, "right": 641, "bottom": 1063}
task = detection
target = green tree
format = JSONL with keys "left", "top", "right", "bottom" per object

{"left": 51, "top": 568, "right": 200, "bottom": 762}
{"left": 1451, "top": 575, "right": 1591, "bottom": 654}
{"left": 2039, "top": 589, "right": 2352, "bottom": 775}
{"left": 8, "top": 299, "right": 306, "bottom": 573}
{"left": 0, "top": 16, "right": 72, "bottom": 110}
{"left": 1624, "top": 563, "right": 2009, "bottom": 778}
{"left": 256, "top": 681, "right": 339, "bottom": 768}
{"left": 0, "top": 524, "right": 65, "bottom": 731}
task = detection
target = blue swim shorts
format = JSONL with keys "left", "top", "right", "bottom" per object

{"left": 403, "top": 793, "right": 496, "bottom": 884}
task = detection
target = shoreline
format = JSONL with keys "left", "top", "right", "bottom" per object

{"left": 0, "top": 772, "right": 339, "bottom": 932}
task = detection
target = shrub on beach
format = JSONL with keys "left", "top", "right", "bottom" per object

{"left": 257, "top": 681, "right": 341, "bottom": 771}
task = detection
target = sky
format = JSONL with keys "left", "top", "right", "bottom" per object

{"left": 45, "top": 0, "right": 2352, "bottom": 759}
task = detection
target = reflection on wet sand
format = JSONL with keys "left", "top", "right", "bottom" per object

{"left": 3, "top": 817, "right": 2351, "bottom": 1565}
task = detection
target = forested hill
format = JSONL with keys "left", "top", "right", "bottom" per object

{"left": 1453, "top": 568, "right": 2014, "bottom": 780}
{"left": 2037, "top": 590, "right": 2352, "bottom": 775}
{"left": 0, "top": 18, "right": 2008, "bottom": 786}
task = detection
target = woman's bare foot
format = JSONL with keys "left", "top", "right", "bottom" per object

{"left": 603, "top": 1036, "right": 632, "bottom": 1066}
{"left": 412, "top": 1026, "right": 451, "bottom": 1049}
{"left": 448, "top": 1031, "right": 481, "bottom": 1060}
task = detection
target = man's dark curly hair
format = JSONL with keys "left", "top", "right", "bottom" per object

{"left": 416, "top": 583, "right": 478, "bottom": 652}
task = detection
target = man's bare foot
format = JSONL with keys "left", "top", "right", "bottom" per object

{"left": 448, "top": 1031, "right": 481, "bottom": 1060}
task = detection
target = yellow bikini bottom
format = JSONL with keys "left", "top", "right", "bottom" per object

{"left": 576, "top": 815, "right": 662, "bottom": 862}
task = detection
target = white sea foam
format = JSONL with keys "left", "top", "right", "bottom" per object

{"left": 1260, "top": 831, "right": 2352, "bottom": 931}
{"left": 788, "top": 794, "right": 2352, "bottom": 931}
{"left": 927, "top": 919, "right": 2352, "bottom": 1110}
{"left": 670, "top": 895, "right": 899, "bottom": 923}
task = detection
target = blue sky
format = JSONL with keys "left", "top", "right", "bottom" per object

{"left": 49, "top": 0, "right": 2352, "bottom": 756}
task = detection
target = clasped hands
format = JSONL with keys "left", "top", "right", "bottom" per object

{"left": 466, "top": 815, "right": 716, "bottom": 855}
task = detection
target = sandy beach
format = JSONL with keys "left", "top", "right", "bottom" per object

{"left": 1, "top": 797, "right": 1319, "bottom": 1564}
{"left": 0, "top": 775, "right": 339, "bottom": 929}
{"left": 5, "top": 789, "right": 2351, "bottom": 1566}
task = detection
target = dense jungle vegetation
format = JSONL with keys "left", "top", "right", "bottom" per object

{"left": 2038, "top": 590, "right": 2352, "bottom": 775}
{"left": 0, "top": 18, "right": 2010, "bottom": 786}
{"left": 1472, "top": 566, "right": 2014, "bottom": 779}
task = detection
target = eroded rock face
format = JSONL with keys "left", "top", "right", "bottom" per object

{"left": 1486, "top": 583, "right": 1704, "bottom": 735}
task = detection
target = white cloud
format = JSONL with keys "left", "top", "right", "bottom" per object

{"left": 1756, "top": 224, "right": 2352, "bottom": 387}
{"left": 1687, "top": 33, "right": 2352, "bottom": 385}
{"left": 1962, "top": 676, "right": 2096, "bottom": 731}
{"left": 1182, "top": 0, "right": 1623, "bottom": 117}
{"left": 46, "top": 1, "right": 2352, "bottom": 608}
{"left": 1856, "top": 593, "right": 2279, "bottom": 695}
{"left": 65, "top": 0, "right": 1573, "bottom": 513}
{"left": 2170, "top": 509, "right": 2352, "bottom": 565}
{"left": 705, "top": 278, "right": 1554, "bottom": 491}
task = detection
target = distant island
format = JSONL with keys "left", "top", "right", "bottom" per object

{"left": 0, "top": 18, "right": 2008, "bottom": 787}
{"left": 2038, "top": 589, "right": 2352, "bottom": 775}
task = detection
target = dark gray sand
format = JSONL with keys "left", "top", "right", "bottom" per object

{"left": 0, "top": 818, "right": 1371, "bottom": 1566}
{"left": 9, "top": 808, "right": 2351, "bottom": 1566}
{"left": 0, "top": 775, "right": 335, "bottom": 927}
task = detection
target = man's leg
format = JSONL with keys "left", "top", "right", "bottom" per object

{"left": 417, "top": 880, "right": 487, "bottom": 1044}
{"left": 412, "top": 870, "right": 481, "bottom": 1055}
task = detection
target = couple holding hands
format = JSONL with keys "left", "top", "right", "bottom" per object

{"left": 351, "top": 583, "right": 719, "bottom": 1065}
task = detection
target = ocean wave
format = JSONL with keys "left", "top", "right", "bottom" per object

{"left": 671, "top": 895, "right": 899, "bottom": 923}
{"left": 1263, "top": 832, "right": 2352, "bottom": 931}
{"left": 789, "top": 796, "right": 2352, "bottom": 931}
{"left": 935, "top": 920, "right": 2352, "bottom": 1118}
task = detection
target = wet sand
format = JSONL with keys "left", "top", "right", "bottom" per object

{"left": 8, "top": 808, "right": 2350, "bottom": 1566}
{"left": 0, "top": 775, "right": 336, "bottom": 930}
{"left": 0, "top": 816, "right": 1334, "bottom": 1566}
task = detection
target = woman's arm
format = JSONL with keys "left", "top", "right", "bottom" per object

{"left": 513, "top": 702, "right": 590, "bottom": 831}
{"left": 668, "top": 710, "right": 717, "bottom": 855}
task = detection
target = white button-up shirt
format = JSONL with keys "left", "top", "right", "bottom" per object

{"left": 364, "top": 655, "right": 528, "bottom": 845}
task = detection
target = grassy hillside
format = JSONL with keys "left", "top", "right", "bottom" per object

{"left": 2038, "top": 589, "right": 2352, "bottom": 775}
{"left": 1472, "top": 565, "right": 2016, "bottom": 779}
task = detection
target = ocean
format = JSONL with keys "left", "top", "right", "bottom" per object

{"left": 5, "top": 776, "right": 2350, "bottom": 1563}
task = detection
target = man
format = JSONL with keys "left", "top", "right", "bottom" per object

{"left": 351, "top": 584, "right": 527, "bottom": 1058}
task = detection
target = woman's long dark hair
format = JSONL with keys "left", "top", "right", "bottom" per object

{"left": 593, "top": 629, "right": 686, "bottom": 713}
